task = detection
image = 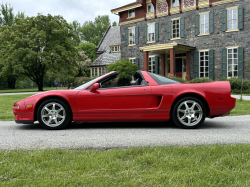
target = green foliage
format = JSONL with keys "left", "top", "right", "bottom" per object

{"left": 112, "top": 21, "right": 118, "bottom": 27}
{"left": 189, "top": 77, "right": 213, "bottom": 83}
{"left": 107, "top": 58, "right": 138, "bottom": 79}
{"left": 78, "top": 15, "right": 110, "bottom": 45}
{"left": 70, "top": 20, "right": 81, "bottom": 45}
{"left": 227, "top": 77, "right": 250, "bottom": 91}
{"left": 170, "top": 76, "right": 187, "bottom": 83}
{"left": 16, "top": 11, "right": 25, "bottom": 19}
{"left": 0, "top": 3, "right": 14, "bottom": 27}
{"left": 74, "top": 77, "right": 93, "bottom": 87}
{"left": 77, "top": 42, "right": 96, "bottom": 62}
{"left": 0, "top": 14, "right": 80, "bottom": 91}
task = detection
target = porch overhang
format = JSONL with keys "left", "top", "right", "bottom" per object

{"left": 139, "top": 43, "right": 195, "bottom": 54}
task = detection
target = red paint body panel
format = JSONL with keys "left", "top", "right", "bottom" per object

{"left": 13, "top": 71, "right": 236, "bottom": 124}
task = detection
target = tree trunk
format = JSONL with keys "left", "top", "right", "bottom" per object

{"left": 7, "top": 77, "right": 17, "bottom": 89}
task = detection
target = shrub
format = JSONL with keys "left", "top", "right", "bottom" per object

{"left": 189, "top": 78, "right": 213, "bottom": 83}
{"left": 226, "top": 77, "right": 250, "bottom": 91}
{"left": 170, "top": 76, "right": 187, "bottom": 83}
{"left": 74, "top": 77, "right": 93, "bottom": 87}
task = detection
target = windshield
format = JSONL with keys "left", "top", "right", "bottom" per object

{"left": 74, "top": 74, "right": 108, "bottom": 90}
{"left": 148, "top": 72, "right": 180, "bottom": 85}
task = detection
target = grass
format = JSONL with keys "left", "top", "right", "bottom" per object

{"left": 0, "top": 87, "right": 68, "bottom": 93}
{"left": 0, "top": 94, "right": 33, "bottom": 121}
{"left": 0, "top": 144, "right": 250, "bottom": 186}
{"left": 0, "top": 94, "right": 249, "bottom": 121}
{"left": 230, "top": 99, "right": 250, "bottom": 116}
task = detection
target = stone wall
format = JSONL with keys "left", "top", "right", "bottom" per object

{"left": 120, "top": 0, "right": 250, "bottom": 80}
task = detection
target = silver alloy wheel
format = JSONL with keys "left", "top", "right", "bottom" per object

{"left": 177, "top": 100, "right": 203, "bottom": 127}
{"left": 41, "top": 102, "right": 66, "bottom": 127}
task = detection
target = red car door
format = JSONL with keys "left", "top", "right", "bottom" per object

{"left": 76, "top": 86, "right": 151, "bottom": 118}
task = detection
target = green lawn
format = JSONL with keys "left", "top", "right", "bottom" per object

{"left": 0, "top": 94, "right": 249, "bottom": 121}
{"left": 0, "top": 87, "right": 68, "bottom": 93}
{"left": 0, "top": 94, "right": 33, "bottom": 121}
{"left": 0, "top": 144, "right": 250, "bottom": 186}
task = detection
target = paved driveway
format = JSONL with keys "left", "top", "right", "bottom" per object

{"left": 0, "top": 115, "right": 250, "bottom": 150}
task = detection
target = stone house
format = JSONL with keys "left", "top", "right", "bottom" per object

{"left": 111, "top": 0, "right": 249, "bottom": 80}
{"left": 90, "top": 26, "right": 121, "bottom": 78}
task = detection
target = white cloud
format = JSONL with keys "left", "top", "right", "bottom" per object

{"left": 2, "top": 0, "right": 134, "bottom": 25}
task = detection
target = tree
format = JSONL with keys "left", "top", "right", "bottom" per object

{"left": 0, "top": 3, "right": 18, "bottom": 88}
{"left": 70, "top": 20, "right": 82, "bottom": 44}
{"left": 77, "top": 42, "right": 96, "bottom": 62}
{"left": 79, "top": 15, "right": 110, "bottom": 45}
{"left": 0, "top": 3, "right": 14, "bottom": 27}
{"left": 0, "top": 14, "right": 80, "bottom": 91}
{"left": 77, "top": 51, "right": 91, "bottom": 77}
{"left": 112, "top": 21, "right": 118, "bottom": 27}
{"left": 107, "top": 58, "right": 138, "bottom": 86}
{"left": 16, "top": 11, "right": 26, "bottom": 19}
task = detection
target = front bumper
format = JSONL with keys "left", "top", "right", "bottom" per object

{"left": 13, "top": 100, "right": 34, "bottom": 122}
{"left": 15, "top": 120, "right": 34, "bottom": 124}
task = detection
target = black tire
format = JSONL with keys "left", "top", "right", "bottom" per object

{"left": 172, "top": 97, "right": 206, "bottom": 129}
{"left": 37, "top": 99, "right": 71, "bottom": 130}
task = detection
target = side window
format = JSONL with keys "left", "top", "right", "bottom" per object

{"left": 128, "top": 9, "right": 135, "bottom": 18}
{"left": 172, "top": 18, "right": 180, "bottom": 39}
{"left": 199, "top": 51, "right": 209, "bottom": 78}
{"left": 148, "top": 23, "right": 155, "bottom": 42}
{"left": 222, "top": 6, "right": 243, "bottom": 32}
{"left": 195, "top": 12, "right": 213, "bottom": 36}
{"left": 200, "top": 13, "right": 209, "bottom": 34}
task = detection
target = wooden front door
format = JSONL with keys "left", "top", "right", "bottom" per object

{"left": 175, "top": 58, "right": 182, "bottom": 78}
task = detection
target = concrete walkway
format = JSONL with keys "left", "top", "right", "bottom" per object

{"left": 231, "top": 95, "right": 250, "bottom": 101}
{"left": 0, "top": 92, "right": 42, "bottom": 96}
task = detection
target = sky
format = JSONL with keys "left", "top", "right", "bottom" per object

{"left": 2, "top": 0, "right": 133, "bottom": 25}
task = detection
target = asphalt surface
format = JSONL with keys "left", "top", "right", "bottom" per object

{"left": 0, "top": 115, "right": 250, "bottom": 150}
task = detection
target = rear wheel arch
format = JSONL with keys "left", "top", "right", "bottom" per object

{"left": 34, "top": 96, "right": 73, "bottom": 122}
{"left": 170, "top": 93, "right": 210, "bottom": 118}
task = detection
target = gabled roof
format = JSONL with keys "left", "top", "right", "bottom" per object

{"left": 96, "top": 26, "right": 121, "bottom": 52}
{"left": 111, "top": 0, "right": 142, "bottom": 14}
{"left": 91, "top": 50, "right": 121, "bottom": 67}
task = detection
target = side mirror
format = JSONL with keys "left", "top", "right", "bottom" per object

{"left": 90, "top": 83, "right": 99, "bottom": 92}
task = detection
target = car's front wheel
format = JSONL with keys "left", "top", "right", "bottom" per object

{"left": 37, "top": 99, "right": 71, "bottom": 130}
{"left": 172, "top": 97, "right": 206, "bottom": 129}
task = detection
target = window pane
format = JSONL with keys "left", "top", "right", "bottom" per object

{"left": 234, "top": 71, "right": 237, "bottom": 77}
{"left": 234, "top": 65, "right": 238, "bottom": 71}
{"left": 228, "top": 71, "right": 232, "bottom": 77}
{"left": 228, "top": 59, "right": 232, "bottom": 64}
{"left": 228, "top": 49, "right": 232, "bottom": 53}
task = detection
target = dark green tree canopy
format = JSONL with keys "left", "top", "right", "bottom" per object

{"left": 77, "top": 42, "right": 96, "bottom": 62}
{"left": 0, "top": 3, "right": 14, "bottom": 27}
{"left": 107, "top": 58, "right": 138, "bottom": 79}
{"left": 79, "top": 15, "right": 110, "bottom": 46}
{"left": 0, "top": 14, "right": 80, "bottom": 91}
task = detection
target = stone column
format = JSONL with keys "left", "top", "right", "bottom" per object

{"left": 186, "top": 51, "right": 191, "bottom": 81}
{"left": 144, "top": 51, "right": 149, "bottom": 71}
{"left": 161, "top": 54, "right": 165, "bottom": 76}
{"left": 169, "top": 48, "right": 175, "bottom": 78}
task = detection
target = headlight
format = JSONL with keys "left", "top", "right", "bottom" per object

{"left": 14, "top": 105, "right": 19, "bottom": 109}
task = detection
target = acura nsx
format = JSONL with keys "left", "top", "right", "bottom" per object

{"left": 13, "top": 71, "right": 236, "bottom": 130}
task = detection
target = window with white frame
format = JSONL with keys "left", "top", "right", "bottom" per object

{"left": 128, "top": 9, "right": 135, "bottom": 18}
{"left": 228, "top": 7, "right": 237, "bottom": 30}
{"left": 148, "top": 4, "right": 154, "bottom": 13}
{"left": 149, "top": 56, "right": 155, "bottom": 73}
{"left": 148, "top": 23, "right": 155, "bottom": 42}
{"left": 228, "top": 48, "right": 238, "bottom": 78}
{"left": 172, "top": 0, "right": 179, "bottom": 7}
{"left": 172, "top": 19, "right": 180, "bottom": 38}
{"left": 92, "top": 67, "right": 98, "bottom": 77}
{"left": 129, "top": 58, "right": 136, "bottom": 64}
{"left": 199, "top": 51, "right": 209, "bottom": 78}
{"left": 110, "top": 45, "right": 120, "bottom": 53}
{"left": 129, "top": 27, "right": 135, "bottom": 45}
{"left": 200, "top": 13, "right": 209, "bottom": 34}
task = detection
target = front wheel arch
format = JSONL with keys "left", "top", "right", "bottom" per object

{"left": 34, "top": 96, "right": 73, "bottom": 122}
{"left": 170, "top": 93, "right": 210, "bottom": 118}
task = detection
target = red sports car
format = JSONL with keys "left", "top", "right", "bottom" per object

{"left": 13, "top": 71, "right": 236, "bottom": 130}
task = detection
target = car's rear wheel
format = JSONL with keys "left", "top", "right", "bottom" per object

{"left": 37, "top": 99, "right": 71, "bottom": 130}
{"left": 172, "top": 97, "right": 206, "bottom": 129}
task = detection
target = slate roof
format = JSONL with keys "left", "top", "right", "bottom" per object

{"left": 91, "top": 51, "right": 121, "bottom": 67}
{"left": 91, "top": 25, "right": 121, "bottom": 67}
{"left": 97, "top": 26, "right": 121, "bottom": 52}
